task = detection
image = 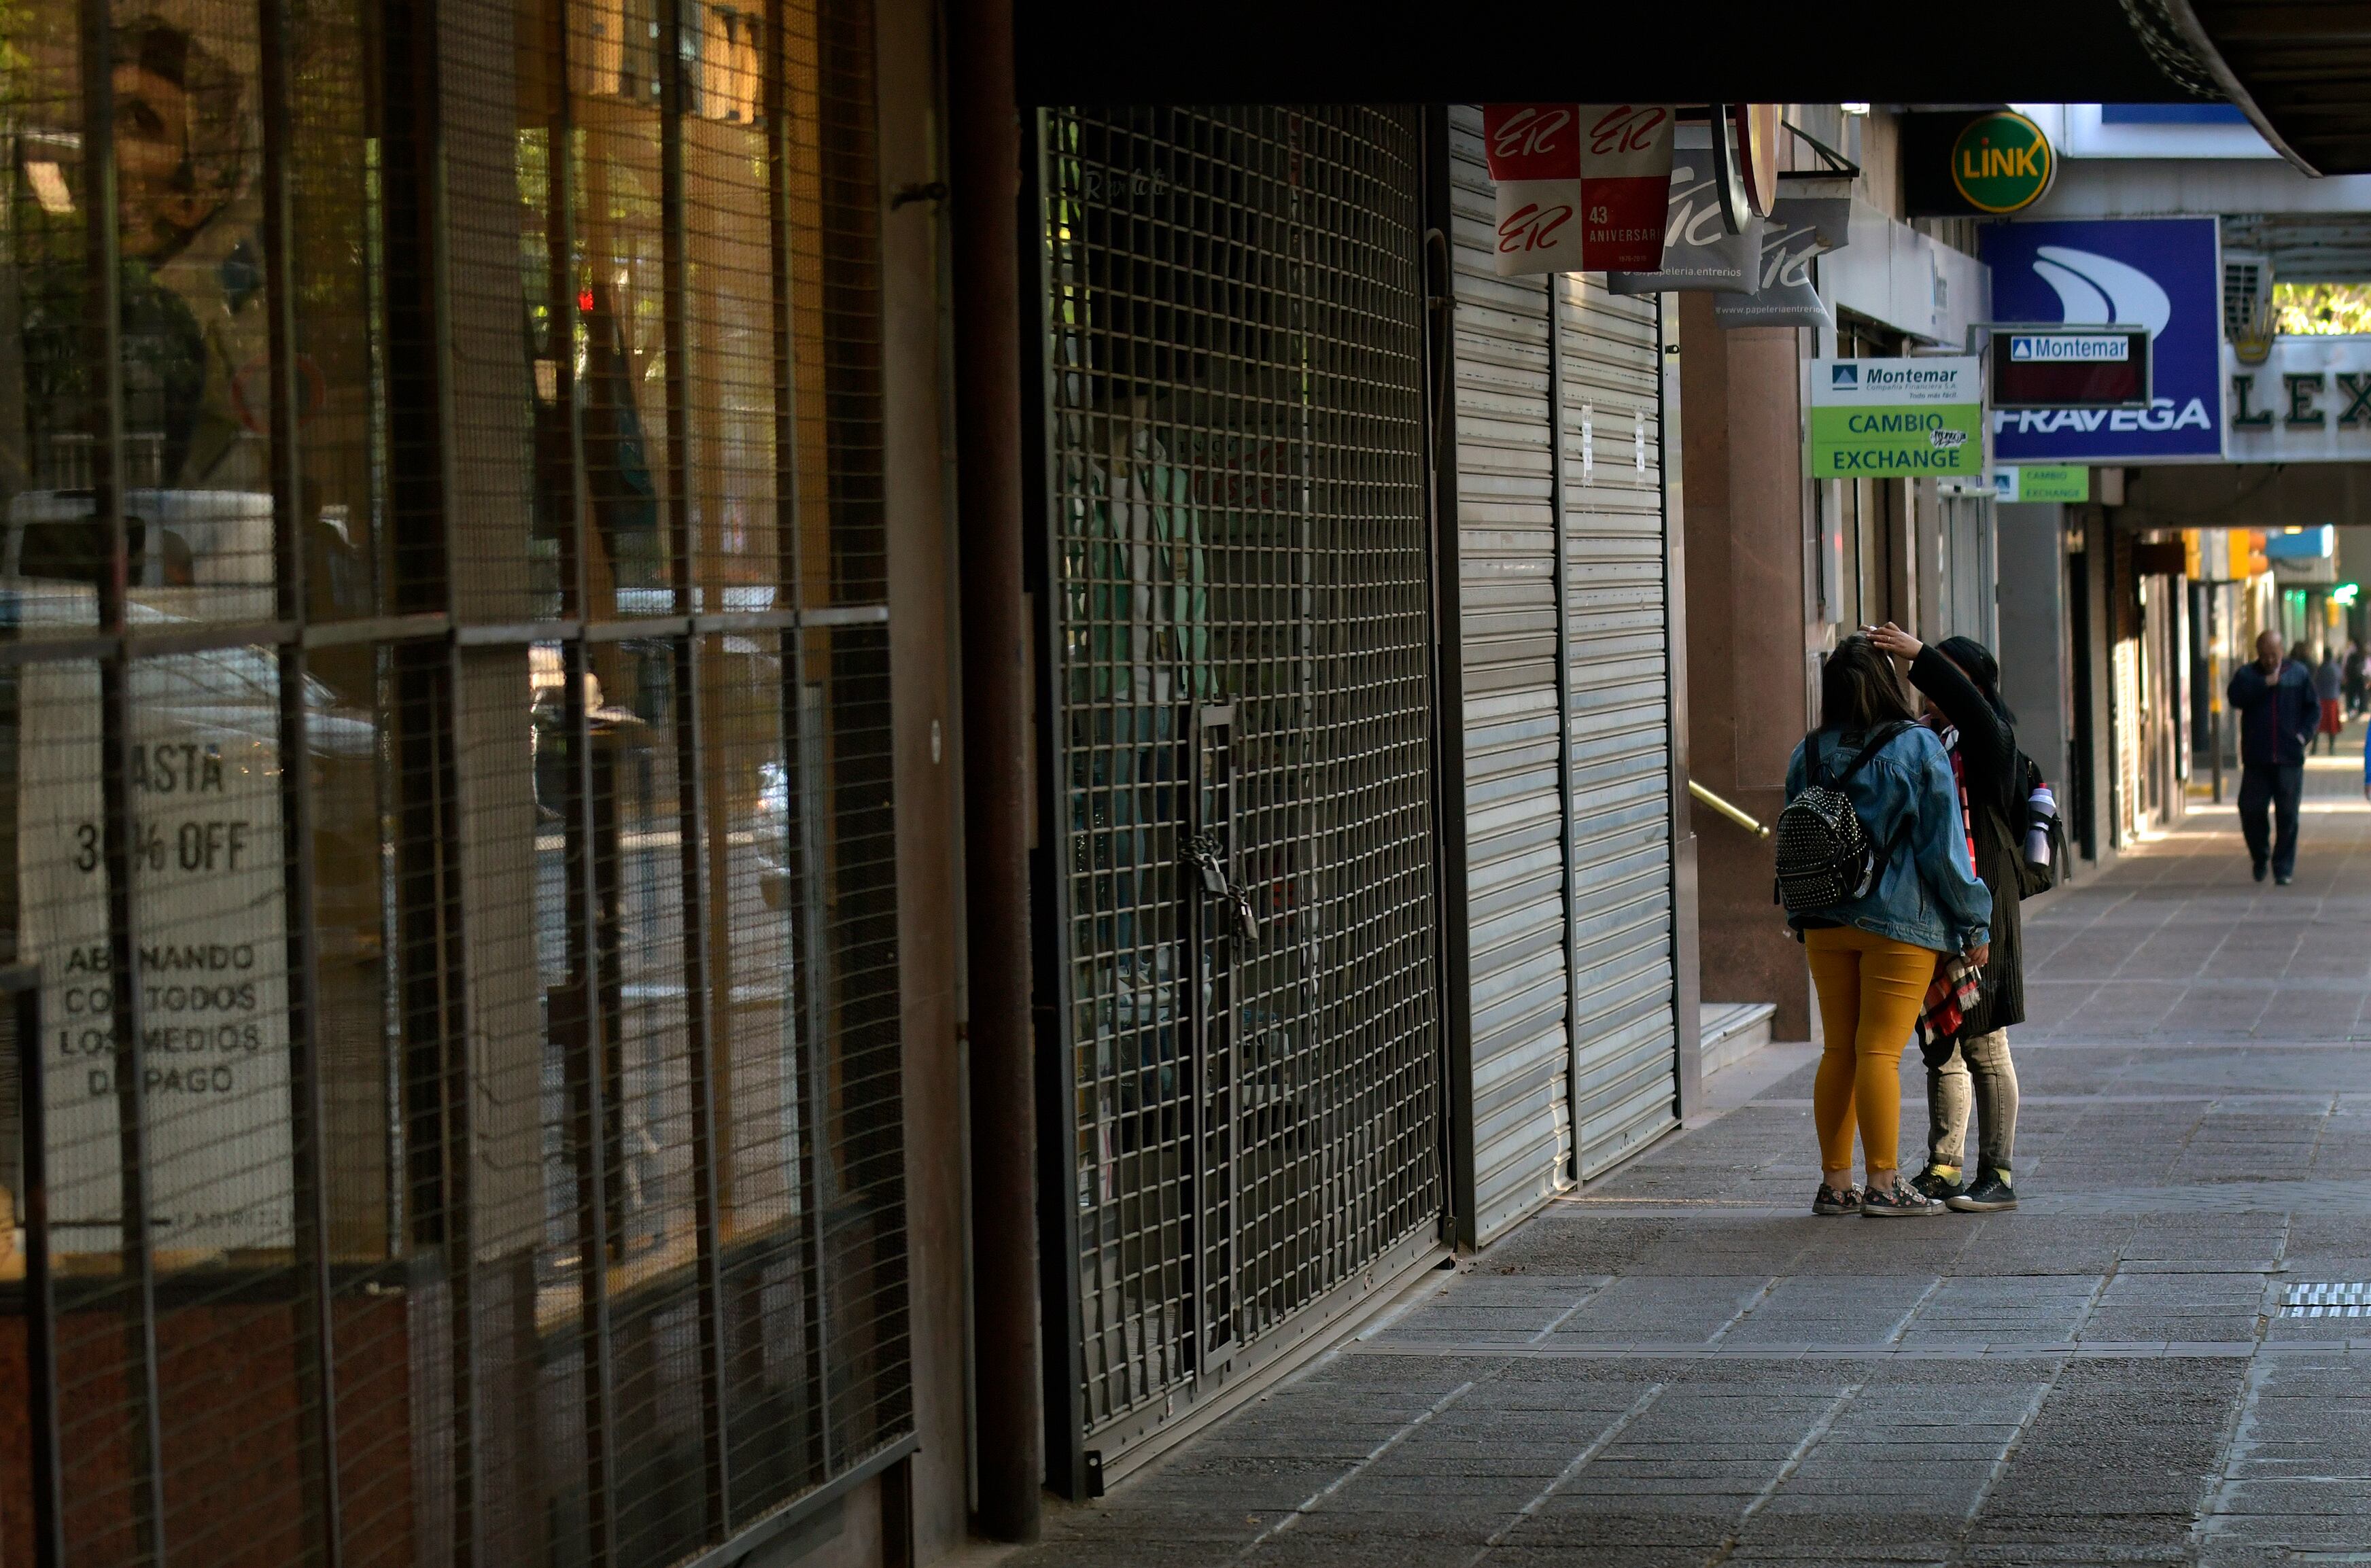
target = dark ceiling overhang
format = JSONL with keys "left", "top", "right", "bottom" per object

{"left": 2118, "top": 462, "right": 2371, "bottom": 530}
{"left": 2166, "top": 0, "right": 2371, "bottom": 174}
{"left": 1012, "top": 2, "right": 2194, "bottom": 106}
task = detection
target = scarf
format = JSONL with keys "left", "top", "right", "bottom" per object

{"left": 1918, "top": 953, "right": 1983, "bottom": 1052}
{"left": 1917, "top": 718, "right": 1983, "bottom": 1052}
{"left": 1935, "top": 721, "right": 1976, "bottom": 869}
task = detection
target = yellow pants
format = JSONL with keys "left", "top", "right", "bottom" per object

{"left": 1803, "top": 926, "right": 1943, "bottom": 1179}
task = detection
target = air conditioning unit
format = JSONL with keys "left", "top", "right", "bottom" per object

{"left": 2224, "top": 252, "right": 2274, "bottom": 366}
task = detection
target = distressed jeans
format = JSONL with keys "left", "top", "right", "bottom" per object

{"left": 1926, "top": 1028, "right": 2019, "bottom": 1176}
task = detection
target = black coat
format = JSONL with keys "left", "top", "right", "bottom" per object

{"left": 2227, "top": 659, "right": 2319, "bottom": 767}
{"left": 1908, "top": 646, "right": 2025, "bottom": 1038}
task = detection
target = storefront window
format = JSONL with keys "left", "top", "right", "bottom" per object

{"left": 0, "top": 1, "right": 907, "bottom": 1563}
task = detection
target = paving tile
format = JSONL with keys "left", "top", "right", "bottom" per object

{"left": 1009, "top": 807, "right": 2371, "bottom": 1568}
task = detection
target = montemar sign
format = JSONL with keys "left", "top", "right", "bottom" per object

{"left": 1808, "top": 357, "right": 1984, "bottom": 477}
{"left": 1950, "top": 111, "right": 2054, "bottom": 213}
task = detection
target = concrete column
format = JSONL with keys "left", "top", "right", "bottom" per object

{"left": 2076, "top": 505, "right": 2115, "bottom": 864}
{"left": 876, "top": 0, "right": 967, "bottom": 1546}
{"left": 1892, "top": 477, "right": 1924, "bottom": 638}
{"left": 1659, "top": 293, "right": 1705, "bottom": 1120}
{"left": 1678, "top": 296, "right": 1813, "bottom": 1040}
{"left": 1997, "top": 502, "right": 2071, "bottom": 795}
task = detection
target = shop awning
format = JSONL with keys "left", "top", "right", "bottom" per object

{"left": 2168, "top": 0, "right": 2371, "bottom": 173}
{"left": 1013, "top": 1, "right": 2194, "bottom": 106}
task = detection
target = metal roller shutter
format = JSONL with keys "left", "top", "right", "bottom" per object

{"left": 1555, "top": 277, "right": 1682, "bottom": 1177}
{"left": 1447, "top": 111, "right": 1574, "bottom": 1244}
{"left": 1446, "top": 107, "right": 1680, "bottom": 1223}
{"left": 1039, "top": 105, "right": 1445, "bottom": 1476}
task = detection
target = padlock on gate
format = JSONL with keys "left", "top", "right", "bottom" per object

{"left": 1181, "top": 832, "right": 1259, "bottom": 945}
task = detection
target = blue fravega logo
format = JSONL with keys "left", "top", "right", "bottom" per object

{"left": 2030, "top": 246, "right": 2170, "bottom": 338}
{"left": 1993, "top": 242, "right": 2207, "bottom": 437}
{"left": 1980, "top": 217, "right": 2222, "bottom": 458}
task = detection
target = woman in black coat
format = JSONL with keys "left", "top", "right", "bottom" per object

{"left": 1867, "top": 623, "right": 2025, "bottom": 1213}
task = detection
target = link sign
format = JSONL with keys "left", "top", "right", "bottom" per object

{"left": 1808, "top": 357, "right": 1985, "bottom": 478}
{"left": 1950, "top": 111, "right": 2055, "bottom": 214}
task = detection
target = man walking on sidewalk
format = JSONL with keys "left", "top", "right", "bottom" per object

{"left": 2228, "top": 630, "right": 2320, "bottom": 885}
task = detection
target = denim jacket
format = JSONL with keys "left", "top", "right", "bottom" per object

{"left": 1783, "top": 724, "right": 1992, "bottom": 954}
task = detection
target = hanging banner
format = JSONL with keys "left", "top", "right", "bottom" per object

{"left": 1808, "top": 357, "right": 1986, "bottom": 478}
{"left": 1606, "top": 123, "right": 1759, "bottom": 295}
{"left": 1579, "top": 104, "right": 1676, "bottom": 269}
{"left": 1482, "top": 104, "right": 1580, "bottom": 273}
{"left": 1711, "top": 189, "right": 1851, "bottom": 328}
{"left": 1482, "top": 103, "right": 1674, "bottom": 276}
{"left": 1981, "top": 217, "right": 2223, "bottom": 463}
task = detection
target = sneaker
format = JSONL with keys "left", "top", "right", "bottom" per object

{"left": 1910, "top": 1166, "right": 1963, "bottom": 1202}
{"left": 1947, "top": 1170, "right": 2018, "bottom": 1213}
{"left": 2277, "top": 872, "right": 2294, "bottom": 886}
{"left": 1812, "top": 1183, "right": 1860, "bottom": 1217}
{"left": 1860, "top": 1179, "right": 1947, "bottom": 1218}
{"left": 2254, "top": 860, "right": 2269, "bottom": 883}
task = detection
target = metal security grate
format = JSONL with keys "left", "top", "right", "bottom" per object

{"left": 0, "top": 0, "right": 907, "bottom": 1565}
{"left": 1040, "top": 105, "right": 1443, "bottom": 1447}
{"left": 2284, "top": 1283, "right": 2371, "bottom": 1317}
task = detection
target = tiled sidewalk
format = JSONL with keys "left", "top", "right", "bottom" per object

{"left": 1012, "top": 760, "right": 2371, "bottom": 1567}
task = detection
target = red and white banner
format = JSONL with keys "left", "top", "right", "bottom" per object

{"left": 1483, "top": 103, "right": 1675, "bottom": 277}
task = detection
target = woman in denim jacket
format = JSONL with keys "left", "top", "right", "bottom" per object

{"left": 1785, "top": 637, "right": 1993, "bottom": 1218}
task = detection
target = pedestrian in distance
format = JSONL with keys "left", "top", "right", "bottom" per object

{"left": 2315, "top": 644, "right": 2346, "bottom": 754}
{"left": 2344, "top": 640, "right": 2367, "bottom": 719}
{"left": 1867, "top": 624, "right": 2028, "bottom": 1214}
{"left": 2227, "top": 630, "right": 2319, "bottom": 885}
{"left": 1778, "top": 635, "right": 1993, "bottom": 1220}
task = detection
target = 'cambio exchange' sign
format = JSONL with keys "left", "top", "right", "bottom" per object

{"left": 1808, "top": 357, "right": 1985, "bottom": 477}
{"left": 1981, "top": 217, "right": 2223, "bottom": 462}
{"left": 19, "top": 620, "right": 293, "bottom": 1255}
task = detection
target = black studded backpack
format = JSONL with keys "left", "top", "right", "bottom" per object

{"left": 1773, "top": 722, "right": 1914, "bottom": 917}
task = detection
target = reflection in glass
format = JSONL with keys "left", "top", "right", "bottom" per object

{"left": 0, "top": 0, "right": 908, "bottom": 1560}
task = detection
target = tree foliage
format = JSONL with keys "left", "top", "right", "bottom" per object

{"left": 2274, "top": 282, "right": 2371, "bottom": 336}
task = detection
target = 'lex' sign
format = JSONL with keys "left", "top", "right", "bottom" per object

{"left": 1979, "top": 217, "right": 2223, "bottom": 463}
{"left": 2226, "top": 334, "right": 2371, "bottom": 463}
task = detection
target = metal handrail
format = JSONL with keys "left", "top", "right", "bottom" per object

{"left": 1687, "top": 779, "right": 1772, "bottom": 839}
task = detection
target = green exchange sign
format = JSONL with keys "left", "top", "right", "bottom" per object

{"left": 1808, "top": 358, "right": 1984, "bottom": 478}
{"left": 1950, "top": 111, "right": 2055, "bottom": 214}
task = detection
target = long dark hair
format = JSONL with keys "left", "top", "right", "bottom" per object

{"left": 1935, "top": 635, "right": 2017, "bottom": 725}
{"left": 1820, "top": 635, "right": 1918, "bottom": 733}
